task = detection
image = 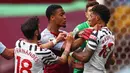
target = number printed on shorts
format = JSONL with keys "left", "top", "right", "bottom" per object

{"left": 99, "top": 43, "right": 113, "bottom": 58}
{"left": 16, "top": 56, "right": 32, "bottom": 73}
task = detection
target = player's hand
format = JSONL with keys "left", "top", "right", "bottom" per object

{"left": 56, "top": 32, "right": 66, "bottom": 42}
{"left": 80, "top": 28, "right": 94, "bottom": 40}
{"left": 65, "top": 32, "right": 74, "bottom": 44}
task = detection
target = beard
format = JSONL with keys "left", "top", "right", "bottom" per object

{"left": 62, "top": 25, "right": 66, "bottom": 28}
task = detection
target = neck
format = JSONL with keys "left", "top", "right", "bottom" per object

{"left": 47, "top": 23, "right": 60, "bottom": 34}
{"left": 28, "top": 37, "right": 38, "bottom": 44}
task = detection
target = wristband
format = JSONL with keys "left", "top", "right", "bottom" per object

{"left": 52, "top": 39, "right": 57, "bottom": 45}
{"left": 0, "top": 42, "right": 6, "bottom": 54}
{"left": 69, "top": 52, "right": 74, "bottom": 56}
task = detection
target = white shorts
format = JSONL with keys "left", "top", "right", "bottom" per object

{"left": 83, "top": 63, "right": 106, "bottom": 73}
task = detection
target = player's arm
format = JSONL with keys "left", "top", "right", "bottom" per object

{"left": 72, "top": 29, "right": 97, "bottom": 62}
{"left": 72, "top": 46, "right": 95, "bottom": 63}
{"left": 57, "top": 32, "right": 73, "bottom": 64}
{"left": 105, "top": 52, "right": 116, "bottom": 69}
{"left": 60, "top": 32, "right": 85, "bottom": 52}
{"left": 41, "top": 33, "right": 72, "bottom": 64}
{"left": 1, "top": 48, "right": 14, "bottom": 60}
{"left": 0, "top": 42, "right": 14, "bottom": 60}
{"left": 108, "top": 52, "right": 116, "bottom": 65}
{"left": 71, "top": 38, "right": 85, "bottom": 51}
{"left": 62, "top": 28, "right": 93, "bottom": 51}
{"left": 71, "top": 28, "right": 94, "bottom": 51}
{"left": 40, "top": 33, "right": 66, "bottom": 49}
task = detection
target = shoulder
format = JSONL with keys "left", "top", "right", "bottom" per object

{"left": 40, "top": 29, "right": 56, "bottom": 43}
{"left": 36, "top": 48, "right": 52, "bottom": 55}
{"left": 15, "top": 38, "right": 24, "bottom": 45}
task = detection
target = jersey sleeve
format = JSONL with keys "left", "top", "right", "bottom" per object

{"left": 0, "top": 42, "right": 6, "bottom": 54}
{"left": 39, "top": 49, "right": 59, "bottom": 65}
{"left": 87, "top": 31, "right": 99, "bottom": 50}
{"left": 41, "top": 33, "right": 55, "bottom": 44}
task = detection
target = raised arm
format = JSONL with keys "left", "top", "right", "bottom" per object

{"left": 0, "top": 42, "right": 14, "bottom": 60}
{"left": 40, "top": 32, "right": 66, "bottom": 49}
{"left": 57, "top": 32, "right": 73, "bottom": 64}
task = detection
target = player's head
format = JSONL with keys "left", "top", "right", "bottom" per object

{"left": 88, "top": 4, "right": 110, "bottom": 27}
{"left": 46, "top": 4, "right": 66, "bottom": 28}
{"left": 21, "top": 16, "right": 41, "bottom": 40}
{"left": 85, "top": 1, "right": 99, "bottom": 20}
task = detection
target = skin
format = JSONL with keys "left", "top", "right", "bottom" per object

{"left": 72, "top": 10, "right": 115, "bottom": 66}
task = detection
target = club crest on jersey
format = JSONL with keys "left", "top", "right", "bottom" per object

{"left": 49, "top": 38, "right": 55, "bottom": 41}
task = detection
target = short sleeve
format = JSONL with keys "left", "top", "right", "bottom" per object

{"left": 73, "top": 27, "right": 80, "bottom": 38}
{"left": 0, "top": 42, "right": 6, "bottom": 54}
{"left": 40, "top": 49, "right": 58, "bottom": 65}
{"left": 87, "top": 31, "right": 98, "bottom": 50}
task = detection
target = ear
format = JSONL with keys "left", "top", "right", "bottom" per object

{"left": 96, "top": 15, "right": 100, "bottom": 21}
{"left": 50, "top": 15, "right": 55, "bottom": 21}
{"left": 34, "top": 30, "right": 38, "bottom": 36}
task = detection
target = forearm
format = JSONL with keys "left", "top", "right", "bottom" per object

{"left": 72, "top": 52, "right": 86, "bottom": 62}
{"left": 40, "top": 39, "right": 58, "bottom": 49}
{"left": 71, "top": 38, "right": 85, "bottom": 51}
{"left": 59, "top": 42, "right": 71, "bottom": 64}
{"left": 40, "top": 41, "right": 54, "bottom": 49}
{"left": 72, "top": 48, "right": 94, "bottom": 63}
{"left": 1, "top": 48, "right": 14, "bottom": 60}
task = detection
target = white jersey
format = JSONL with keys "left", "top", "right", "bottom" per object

{"left": 40, "top": 28, "right": 67, "bottom": 51}
{"left": 85, "top": 27, "right": 115, "bottom": 70}
{"left": 14, "top": 39, "right": 58, "bottom": 73}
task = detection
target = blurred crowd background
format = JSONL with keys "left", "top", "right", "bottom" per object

{"left": 0, "top": 0, "right": 130, "bottom": 73}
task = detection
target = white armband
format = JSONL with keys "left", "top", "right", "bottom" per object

{"left": 0, "top": 42, "right": 6, "bottom": 54}
{"left": 69, "top": 52, "right": 74, "bottom": 56}
{"left": 52, "top": 39, "right": 57, "bottom": 45}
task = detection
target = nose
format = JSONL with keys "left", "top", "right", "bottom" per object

{"left": 63, "top": 15, "right": 66, "bottom": 19}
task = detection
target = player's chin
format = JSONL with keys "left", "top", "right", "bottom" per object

{"left": 62, "top": 24, "right": 66, "bottom": 28}
{"left": 62, "top": 22, "right": 66, "bottom": 28}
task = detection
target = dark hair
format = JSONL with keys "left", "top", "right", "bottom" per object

{"left": 46, "top": 4, "right": 62, "bottom": 21}
{"left": 86, "top": 1, "right": 99, "bottom": 11}
{"left": 92, "top": 4, "right": 110, "bottom": 25}
{"left": 21, "top": 16, "right": 39, "bottom": 40}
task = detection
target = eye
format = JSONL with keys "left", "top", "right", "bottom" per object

{"left": 60, "top": 14, "right": 63, "bottom": 16}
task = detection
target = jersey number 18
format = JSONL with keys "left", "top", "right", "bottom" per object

{"left": 16, "top": 56, "right": 32, "bottom": 73}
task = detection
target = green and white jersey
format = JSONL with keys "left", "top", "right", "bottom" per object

{"left": 73, "top": 21, "right": 90, "bottom": 49}
{"left": 73, "top": 21, "right": 90, "bottom": 38}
